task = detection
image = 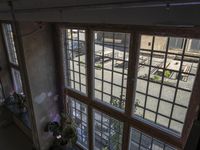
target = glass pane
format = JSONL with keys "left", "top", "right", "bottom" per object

{"left": 94, "top": 110, "right": 123, "bottom": 150}
{"left": 169, "top": 37, "right": 184, "bottom": 52}
{"left": 129, "top": 128, "right": 176, "bottom": 150}
{"left": 133, "top": 35, "right": 200, "bottom": 135}
{"left": 2, "top": 24, "right": 18, "bottom": 65}
{"left": 136, "top": 79, "right": 147, "bottom": 94}
{"left": 94, "top": 31, "right": 130, "bottom": 110}
{"left": 154, "top": 36, "right": 168, "bottom": 51}
{"left": 188, "top": 39, "right": 200, "bottom": 52}
{"left": 11, "top": 68, "right": 23, "bottom": 94}
{"left": 175, "top": 90, "right": 191, "bottom": 107}
{"left": 64, "top": 29, "right": 87, "bottom": 94}
{"left": 69, "top": 98, "right": 88, "bottom": 149}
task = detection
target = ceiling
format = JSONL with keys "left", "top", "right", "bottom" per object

{"left": 0, "top": 0, "right": 199, "bottom": 12}
{"left": 0, "top": 0, "right": 199, "bottom": 26}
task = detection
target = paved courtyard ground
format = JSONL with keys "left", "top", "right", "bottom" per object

{"left": 68, "top": 43, "right": 199, "bottom": 136}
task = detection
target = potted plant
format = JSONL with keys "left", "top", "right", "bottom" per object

{"left": 13, "top": 92, "right": 27, "bottom": 114}
{"left": 45, "top": 114, "right": 77, "bottom": 150}
{"left": 4, "top": 92, "right": 27, "bottom": 116}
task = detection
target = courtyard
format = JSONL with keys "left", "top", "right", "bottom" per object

{"left": 68, "top": 41, "right": 199, "bottom": 136}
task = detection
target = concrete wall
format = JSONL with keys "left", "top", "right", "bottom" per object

{"left": 141, "top": 35, "right": 168, "bottom": 50}
{"left": 0, "top": 29, "right": 13, "bottom": 98}
{"left": 20, "top": 22, "right": 60, "bottom": 150}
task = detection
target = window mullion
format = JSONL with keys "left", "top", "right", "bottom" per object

{"left": 181, "top": 44, "right": 200, "bottom": 144}
{"left": 122, "top": 32, "right": 141, "bottom": 150}
{"left": 86, "top": 28, "right": 94, "bottom": 150}
{"left": 125, "top": 32, "right": 141, "bottom": 117}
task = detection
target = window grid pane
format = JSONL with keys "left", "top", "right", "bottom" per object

{"left": 189, "top": 39, "right": 200, "bottom": 51}
{"left": 94, "top": 31, "right": 130, "bottom": 110}
{"left": 129, "top": 128, "right": 176, "bottom": 150}
{"left": 134, "top": 35, "right": 200, "bottom": 135}
{"left": 69, "top": 97, "right": 88, "bottom": 149}
{"left": 64, "top": 29, "right": 87, "bottom": 94}
{"left": 2, "top": 23, "right": 18, "bottom": 65}
{"left": 11, "top": 68, "right": 23, "bottom": 94}
{"left": 94, "top": 110, "right": 123, "bottom": 150}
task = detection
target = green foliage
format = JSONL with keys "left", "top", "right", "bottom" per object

{"left": 45, "top": 113, "right": 77, "bottom": 147}
{"left": 110, "top": 118, "right": 122, "bottom": 150}
{"left": 44, "top": 121, "right": 60, "bottom": 133}
{"left": 109, "top": 97, "right": 124, "bottom": 149}
{"left": 135, "top": 99, "right": 140, "bottom": 107}
{"left": 153, "top": 75, "right": 160, "bottom": 81}
{"left": 13, "top": 93, "right": 26, "bottom": 109}
{"left": 96, "top": 64, "right": 102, "bottom": 69}
{"left": 102, "top": 147, "right": 109, "bottom": 150}
{"left": 164, "top": 70, "right": 171, "bottom": 78}
{"left": 110, "top": 97, "right": 125, "bottom": 109}
{"left": 60, "top": 113, "right": 77, "bottom": 146}
{"left": 62, "top": 125, "right": 77, "bottom": 146}
{"left": 134, "top": 99, "right": 140, "bottom": 114}
{"left": 79, "top": 61, "right": 85, "bottom": 66}
{"left": 5, "top": 92, "right": 27, "bottom": 115}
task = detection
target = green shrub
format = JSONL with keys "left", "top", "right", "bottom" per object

{"left": 154, "top": 75, "right": 160, "bottom": 81}
{"left": 96, "top": 64, "right": 102, "bottom": 69}
{"left": 164, "top": 70, "right": 171, "bottom": 78}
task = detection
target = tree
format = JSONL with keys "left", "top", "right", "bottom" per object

{"left": 108, "top": 96, "right": 125, "bottom": 150}
{"left": 110, "top": 95, "right": 125, "bottom": 110}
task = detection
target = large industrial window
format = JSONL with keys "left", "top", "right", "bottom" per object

{"left": 61, "top": 25, "right": 200, "bottom": 150}
{"left": 1, "top": 23, "right": 33, "bottom": 128}
{"left": 94, "top": 31, "right": 130, "bottom": 110}
{"left": 64, "top": 29, "right": 87, "bottom": 94}
{"left": 134, "top": 35, "right": 200, "bottom": 135}
{"left": 129, "top": 128, "right": 175, "bottom": 150}
{"left": 1, "top": 23, "right": 24, "bottom": 94}
{"left": 2, "top": 23, "right": 18, "bottom": 65}
{"left": 94, "top": 110, "right": 123, "bottom": 150}
{"left": 69, "top": 97, "right": 88, "bottom": 149}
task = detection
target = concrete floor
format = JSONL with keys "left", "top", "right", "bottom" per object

{"left": 0, "top": 106, "right": 32, "bottom": 150}
{"left": 67, "top": 44, "right": 199, "bottom": 135}
{"left": 0, "top": 124, "right": 33, "bottom": 150}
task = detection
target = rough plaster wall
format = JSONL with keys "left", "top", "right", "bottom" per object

{"left": 0, "top": 30, "right": 12, "bottom": 97}
{"left": 20, "top": 22, "right": 59, "bottom": 150}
